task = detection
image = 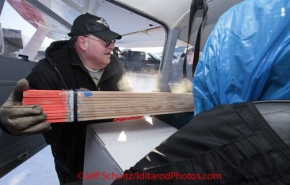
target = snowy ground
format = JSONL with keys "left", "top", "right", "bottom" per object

{"left": 0, "top": 146, "right": 59, "bottom": 185}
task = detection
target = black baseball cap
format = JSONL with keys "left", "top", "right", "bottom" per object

{"left": 68, "top": 13, "right": 122, "bottom": 40}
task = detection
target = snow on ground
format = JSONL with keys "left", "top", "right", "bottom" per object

{"left": 0, "top": 146, "right": 59, "bottom": 185}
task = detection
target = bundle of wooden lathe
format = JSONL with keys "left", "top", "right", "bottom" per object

{"left": 22, "top": 90, "right": 194, "bottom": 123}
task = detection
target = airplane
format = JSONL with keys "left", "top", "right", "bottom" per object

{"left": 5, "top": 0, "right": 281, "bottom": 184}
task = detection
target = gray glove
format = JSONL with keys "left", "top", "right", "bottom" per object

{"left": 0, "top": 79, "right": 51, "bottom": 135}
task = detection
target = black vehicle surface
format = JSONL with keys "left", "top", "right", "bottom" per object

{"left": 118, "top": 50, "right": 161, "bottom": 74}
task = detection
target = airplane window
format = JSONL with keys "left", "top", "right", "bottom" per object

{"left": 0, "top": 1, "right": 66, "bottom": 62}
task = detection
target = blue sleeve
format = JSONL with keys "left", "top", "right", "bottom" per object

{"left": 193, "top": 0, "right": 290, "bottom": 115}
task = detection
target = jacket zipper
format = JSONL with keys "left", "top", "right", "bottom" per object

{"left": 54, "top": 67, "right": 68, "bottom": 90}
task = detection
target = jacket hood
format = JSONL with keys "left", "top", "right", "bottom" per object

{"left": 45, "top": 40, "right": 72, "bottom": 66}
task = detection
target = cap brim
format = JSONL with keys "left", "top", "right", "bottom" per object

{"left": 92, "top": 30, "right": 122, "bottom": 40}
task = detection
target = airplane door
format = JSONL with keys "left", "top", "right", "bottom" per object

{"left": 0, "top": 56, "right": 47, "bottom": 178}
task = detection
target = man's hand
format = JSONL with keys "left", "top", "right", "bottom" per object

{"left": 0, "top": 79, "right": 51, "bottom": 135}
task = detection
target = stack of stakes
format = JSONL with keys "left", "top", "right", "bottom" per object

{"left": 22, "top": 90, "right": 194, "bottom": 123}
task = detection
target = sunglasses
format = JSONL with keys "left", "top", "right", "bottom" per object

{"left": 83, "top": 35, "right": 116, "bottom": 47}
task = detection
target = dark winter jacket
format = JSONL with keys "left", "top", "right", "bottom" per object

{"left": 112, "top": 101, "right": 290, "bottom": 185}
{"left": 26, "top": 40, "right": 132, "bottom": 184}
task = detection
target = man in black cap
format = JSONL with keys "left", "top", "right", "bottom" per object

{"left": 0, "top": 12, "right": 132, "bottom": 184}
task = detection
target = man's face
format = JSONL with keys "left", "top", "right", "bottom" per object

{"left": 84, "top": 35, "right": 115, "bottom": 69}
{"left": 187, "top": 50, "right": 194, "bottom": 65}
